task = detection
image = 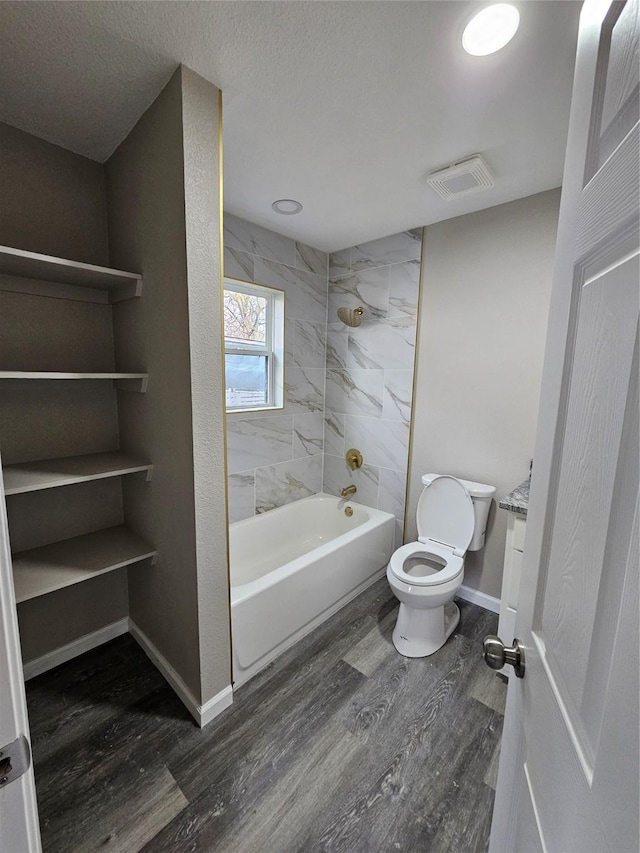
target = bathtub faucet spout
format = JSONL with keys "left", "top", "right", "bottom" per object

{"left": 340, "top": 485, "right": 357, "bottom": 497}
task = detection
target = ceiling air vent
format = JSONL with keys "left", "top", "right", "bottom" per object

{"left": 426, "top": 155, "right": 494, "bottom": 201}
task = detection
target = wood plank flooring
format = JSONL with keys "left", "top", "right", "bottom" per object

{"left": 26, "top": 579, "right": 506, "bottom": 853}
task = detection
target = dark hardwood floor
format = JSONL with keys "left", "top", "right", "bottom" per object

{"left": 26, "top": 579, "right": 506, "bottom": 853}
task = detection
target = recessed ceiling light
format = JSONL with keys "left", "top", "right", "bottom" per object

{"left": 462, "top": 4, "right": 520, "bottom": 56}
{"left": 272, "top": 198, "right": 303, "bottom": 215}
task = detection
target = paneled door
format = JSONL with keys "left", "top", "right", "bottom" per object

{"left": 490, "top": 0, "right": 639, "bottom": 850}
{"left": 0, "top": 456, "right": 41, "bottom": 851}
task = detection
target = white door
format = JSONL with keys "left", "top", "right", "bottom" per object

{"left": 489, "top": 0, "right": 639, "bottom": 851}
{"left": 0, "top": 458, "right": 41, "bottom": 852}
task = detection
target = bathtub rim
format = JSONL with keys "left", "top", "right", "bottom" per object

{"left": 229, "top": 493, "right": 396, "bottom": 606}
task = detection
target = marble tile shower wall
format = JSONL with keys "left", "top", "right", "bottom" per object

{"left": 224, "top": 214, "right": 329, "bottom": 521}
{"left": 325, "top": 229, "right": 423, "bottom": 545}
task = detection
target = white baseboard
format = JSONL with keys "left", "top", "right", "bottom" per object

{"left": 22, "top": 616, "right": 234, "bottom": 728}
{"left": 199, "top": 684, "right": 234, "bottom": 727}
{"left": 457, "top": 584, "right": 501, "bottom": 614}
{"left": 128, "top": 619, "right": 233, "bottom": 727}
{"left": 22, "top": 617, "right": 129, "bottom": 680}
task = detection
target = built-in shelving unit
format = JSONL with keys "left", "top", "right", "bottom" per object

{"left": 3, "top": 451, "right": 152, "bottom": 495}
{"left": 12, "top": 525, "right": 157, "bottom": 603}
{"left": 0, "top": 244, "right": 155, "bottom": 627}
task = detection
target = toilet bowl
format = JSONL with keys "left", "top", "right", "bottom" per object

{"left": 387, "top": 473, "right": 495, "bottom": 658}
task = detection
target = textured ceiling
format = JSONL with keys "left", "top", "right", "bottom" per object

{"left": 0, "top": 1, "right": 582, "bottom": 252}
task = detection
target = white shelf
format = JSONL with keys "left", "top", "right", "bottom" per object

{"left": 0, "top": 245, "right": 142, "bottom": 300}
{"left": 3, "top": 451, "right": 152, "bottom": 496}
{"left": 0, "top": 371, "right": 148, "bottom": 390}
{"left": 0, "top": 371, "right": 146, "bottom": 380}
{"left": 12, "top": 525, "right": 156, "bottom": 603}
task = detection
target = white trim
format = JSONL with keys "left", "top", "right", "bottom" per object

{"left": 20, "top": 615, "right": 234, "bottom": 727}
{"left": 22, "top": 617, "right": 129, "bottom": 681}
{"left": 128, "top": 619, "right": 233, "bottom": 727}
{"left": 456, "top": 583, "right": 501, "bottom": 614}
{"left": 199, "top": 684, "right": 234, "bottom": 727}
{"left": 0, "top": 462, "right": 42, "bottom": 852}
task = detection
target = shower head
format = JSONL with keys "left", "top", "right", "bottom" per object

{"left": 337, "top": 306, "right": 364, "bottom": 327}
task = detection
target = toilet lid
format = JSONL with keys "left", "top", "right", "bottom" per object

{"left": 417, "top": 475, "right": 474, "bottom": 556}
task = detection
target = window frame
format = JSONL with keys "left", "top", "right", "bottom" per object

{"left": 223, "top": 277, "right": 285, "bottom": 413}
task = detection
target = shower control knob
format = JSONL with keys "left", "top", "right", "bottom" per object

{"left": 483, "top": 635, "right": 525, "bottom": 678}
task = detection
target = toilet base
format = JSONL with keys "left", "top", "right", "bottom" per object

{"left": 392, "top": 600, "right": 460, "bottom": 658}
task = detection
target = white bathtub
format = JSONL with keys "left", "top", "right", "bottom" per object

{"left": 230, "top": 493, "right": 395, "bottom": 686}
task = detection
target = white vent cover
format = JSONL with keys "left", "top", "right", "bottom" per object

{"left": 426, "top": 155, "right": 494, "bottom": 200}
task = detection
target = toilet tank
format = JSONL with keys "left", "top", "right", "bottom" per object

{"left": 421, "top": 474, "right": 496, "bottom": 551}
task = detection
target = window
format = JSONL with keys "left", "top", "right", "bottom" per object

{"left": 224, "top": 278, "right": 284, "bottom": 411}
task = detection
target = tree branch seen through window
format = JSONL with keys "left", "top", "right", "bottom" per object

{"left": 224, "top": 290, "right": 266, "bottom": 345}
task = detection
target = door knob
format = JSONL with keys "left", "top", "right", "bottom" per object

{"left": 483, "top": 635, "right": 525, "bottom": 678}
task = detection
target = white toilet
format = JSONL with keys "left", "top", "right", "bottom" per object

{"left": 387, "top": 473, "right": 495, "bottom": 658}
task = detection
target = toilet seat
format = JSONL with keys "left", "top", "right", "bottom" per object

{"left": 388, "top": 475, "right": 474, "bottom": 588}
{"left": 389, "top": 540, "right": 463, "bottom": 587}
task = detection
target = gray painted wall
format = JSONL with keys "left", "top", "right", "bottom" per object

{"left": 224, "top": 214, "right": 328, "bottom": 521}
{"left": 0, "top": 121, "right": 109, "bottom": 265}
{"left": 407, "top": 189, "right": 561, "bottom": 600}
{"left": 181, "top": 67, "right": 230, "bottom": 703}
{"left": 106, "top": 67, "right": 230, "bottom": 704}
{"left": 17, "top": 573, "right": 128, "bottom": 662}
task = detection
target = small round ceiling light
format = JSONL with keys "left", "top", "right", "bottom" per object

{"left": 272, "top": 198, "right": 303, "bottom": 215}
{"left": 462, "top": 4, "right": 520, "bottom": 56}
